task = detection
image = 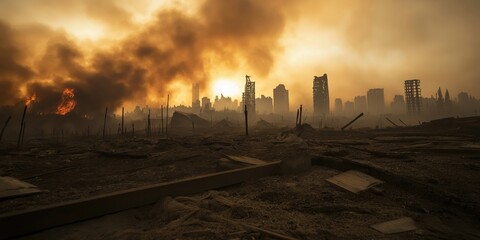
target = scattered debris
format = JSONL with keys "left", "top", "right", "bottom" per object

{"left": 371, "top": 217, "right": 416, "bottom": 234}
{"left": 0, "top": 177, "right": 42, "bottom": 200}
{"left": 326, "top": 170, "right": 383, "bottom": 194}
{"left": 225, "top": 155, "right": 267, "bottom": 165}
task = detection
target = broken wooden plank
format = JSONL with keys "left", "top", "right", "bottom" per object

{"left": 371, "top": 217, "right": 416, "bottom": 234}
{"left": 326, "top": 170, "right": 383, "bottom": 194}
{"left": 0, "top": 177, "right": 42, "bottom": 200}
{"left": 0, "top": 161, "right": 281, "bottom": 239}
{"left": 225, "top": 155, "right": 267, "bottom": 165}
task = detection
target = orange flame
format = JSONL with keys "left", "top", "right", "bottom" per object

{"left": 25, "top": 93, "right": 37, "bottom": 107}
{"left": 55, "top": 88, "right": 77, "bottom": 115}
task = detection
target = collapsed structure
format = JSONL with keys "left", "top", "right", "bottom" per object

{"left": 404, "top": 79, "right": 422, "bottom": 115}
{"left": 242, "top": 75, "right": 256, "bottom": 114}
{"left": 313, "top": 74, "right": 330, "bottom": 116}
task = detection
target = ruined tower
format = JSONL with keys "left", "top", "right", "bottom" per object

{"left": 273, "top": 84, "right": 289, "bottom": 115}
{"left": 313, "top": 74, "right": 330, "bottom": 116}
{"left": 242, "top": 75, "right": 255, "bottom": 114}
{"left": 404, "top": 79, "right": 422, "bottom": 115}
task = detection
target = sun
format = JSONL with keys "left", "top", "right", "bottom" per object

{"left": 212, "top": 78, "right": 241, "bottom": 97}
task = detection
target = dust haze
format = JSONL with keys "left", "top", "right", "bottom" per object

{"left": 0, "top": 0, "right": 479, "bottom": 113}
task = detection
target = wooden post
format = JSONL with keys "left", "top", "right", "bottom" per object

{"left": 160, "top": 105, "right": 164, "bottom": 136}
{"left": 121, "top": 107, "right": 124, "bottom": 136}
{"left": 295, "top": 109, "right": 299, "bottom": 127}
{"left": 244, "top": 104, "right": 248, "bottom": 137}
{"left": 0, "top": 116, "right": 11, "bottom": 143}
{"left": 132, "top": 123, "right": 134, "bottom": 137}
{"left": 299, "top": 105, "right": 303, "bottom": 126}
{"left": 147, "top": 109, "right": 151, "bottom": 137}
{"left": 385, "top": 117, "right": 398, "bottom": 127}
{"left": 103, "top": 107, "right": 107, "bottom": 139}
{"left": 341, "top": 113, "right": 364, "bottom": 131}
{"left": 17, "top": 105, "right": 27, "bottom": 147}
{"left": 166, "top": 95, "right": 169, "bottom": 137}
{"left": 20, "top": 121, "right": 26, "bottom": 145}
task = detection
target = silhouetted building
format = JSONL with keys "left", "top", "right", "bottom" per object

{"left": 404, "top": 79, "right": 422, "bottom": 115}
{"left": 273, "top": 84, "right": 289, "bottom": 115}
{"left": 256, "top": 95, "right": 273, "bottom": 114}
{"left": 354, "top": 96, "right": 367, "bottom": 114}
{"left": 192, "top": 83, "right": 200, "bottom": 114}
{"left": 334, "top": 98, "right": 343, "bottom": 116}
{"left": 344, "top": 101, "right": 355, "bottom": 116}
{"left": 242, "top": 75, "right": 255, "bottom": 114}
{"left": 313, "top": 74, "right": 329, "bottom": 115}
{"left": 367, "top": 88, "right": 385, "bottom": 115}
{"left": 201, "top": 97, "right": 211, "bottom": 111}
{"left": 391, "top": 95, "right": 406, "bottom": 114}
{"left": 213, "top": 94, "right": 238, "bottom": 111}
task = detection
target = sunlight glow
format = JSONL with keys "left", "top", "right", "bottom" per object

{"left": 212, "top": 78, "right": 241, "bottom": 98}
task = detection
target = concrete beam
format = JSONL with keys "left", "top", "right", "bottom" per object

{"left": 0, "top": 161, "right": 281, "bottom": 239}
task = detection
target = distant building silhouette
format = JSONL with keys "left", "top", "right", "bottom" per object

{"left": 242, "top": 75, "right": 255, "bottom": 114}
{"left": 313, "top": 74, "right": 330, "bottom": 116}
{"left": 354, "top": 96, "right": 367, "bottom": 114}
{"left": 404, "top": 79, "right": 422, "bottom": 115}
{"left": 273, "top": 84, "right": 289, "bottom": 115}
{"left": 344, "top": 101, "right": 355, "bottom": 116}
{"left": 367, "top": 88, "right": 385, "bottom": 115}
{"left": 213, "top": 94, "right": 238, "bottom": 111}
{"left": 192, "top": 83, "right": 200, "bottom": 114}
{"left": 256, "top": 95, "right": 273, "bottom": 114}
{"left": 201, "top": 97, "right": 211, "bottom": 111}
{"left": 334, "top": 98, "right": 343, "bottom": 116}
{"left": 391, "top": 95, "right": 406, "bottom": 114}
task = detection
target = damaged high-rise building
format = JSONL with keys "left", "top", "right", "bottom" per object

{"left": 242, "top": 75, "right": 255, "bottom": 114}
{"left": 313, "top": 74, "right": 330, "bottom": 116}
{"left": 273, "top": 84, "right": 289, "bottom": 115}
{"left": 404, "top": 79, "right": 422, "bottom": 115}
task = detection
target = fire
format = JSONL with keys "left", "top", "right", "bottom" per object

{"left": 25, "top": 93, "right": 37, "bottom": 107}
{"left": 55, "top": 88, "right": 77, "bottom": 115}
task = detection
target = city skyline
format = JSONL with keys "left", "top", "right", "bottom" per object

{"left": 1, "top": 1, "right": 480, "bottom": 116}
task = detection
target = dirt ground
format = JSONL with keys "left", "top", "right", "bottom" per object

{"left": 2, "top": 119, "right": 480, "bottom": 239}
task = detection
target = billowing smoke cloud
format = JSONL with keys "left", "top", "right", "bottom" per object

{"left": 0, "top": 0, "right": 293, "bottom": 116}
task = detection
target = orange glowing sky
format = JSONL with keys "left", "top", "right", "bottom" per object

{"left": 1, "top": 0, "right": 479, "bottom": 112}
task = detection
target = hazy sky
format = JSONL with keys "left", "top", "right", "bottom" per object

{"left": 1, "top": 0, "right": 479, "bottom": 114}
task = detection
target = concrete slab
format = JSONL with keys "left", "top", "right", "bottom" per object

{"left": 0, "top": 177, "right": 42, "bottom": 200}
{"left": 371, "top": 217, "right": 416, "bottom": 234}
{"left": 326, "top": 170, "right": 383, "bottom": 194}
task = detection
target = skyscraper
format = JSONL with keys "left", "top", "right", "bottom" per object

{"left": 192, "top": 83, "right": 200, "bottom": 114}
{"left": 273, "top": 84, "right": 289, "bottom": 115}
{"left": 391, "top": 95, "right": 406, "bottom": 114}
{"left": 334, "top": 98, "right": 343, "bottom": 116}
{"left": 367, "top": 88, "right": 385, "bottom": 115}
{"left": 313, "top": 74, "right": 330, "bottom": 115}
{"left": 354, "top": 96, "right": 367, "bottom": 114}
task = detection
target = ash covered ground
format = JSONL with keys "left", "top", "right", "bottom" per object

{"left": 1, "top": 117, "right": 480, "bottom": 239}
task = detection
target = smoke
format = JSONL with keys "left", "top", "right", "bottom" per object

{"left": 281, "top": 0, "right": 480, "bottom": 109}
{"left": 0, "top": 0, "right": 293, "bottom": 116}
